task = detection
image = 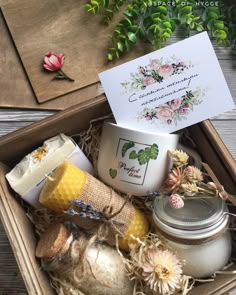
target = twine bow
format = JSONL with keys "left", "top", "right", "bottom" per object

{"left": 96, "top": 191, "right": 128, "bottom": 241}
{"left": 201, "top": 162, "right": 236, "bottom": 206}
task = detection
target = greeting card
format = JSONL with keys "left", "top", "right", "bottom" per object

{"left": 99, "top": 32, "right": 235, "bottom": 133}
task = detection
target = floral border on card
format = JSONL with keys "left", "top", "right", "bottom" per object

{"left": 121, "top": 56, "right": 195, "bottom": 92}
{"left": 137, "top": 87, "right": 207, "bottom": 126}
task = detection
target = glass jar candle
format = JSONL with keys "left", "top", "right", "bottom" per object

{"left": 153, "top": 196, "right": 232, "bottom": 278}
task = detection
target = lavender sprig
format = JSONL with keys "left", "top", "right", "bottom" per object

{"left": 64, "top": 199, "right": 125, "bottom": 225}
{"left": 64, "top": 199, "right": 105, "bottom": 221}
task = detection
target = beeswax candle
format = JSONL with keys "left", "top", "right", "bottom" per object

{"left": 39, "top": 162, "right": 149, "bottom": 250}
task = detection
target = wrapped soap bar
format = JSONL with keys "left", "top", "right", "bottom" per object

{"left": 36, "top": 223, "right": 134, "bottom": 295}
{"left": 6, "top": 134, "right": 93, "bottom": 207}
{"left": 39, "top": 161, "right": 149, "bottom": 250}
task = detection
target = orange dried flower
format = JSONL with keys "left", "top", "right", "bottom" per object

{"left": 33, "top": 145, "right": 48, "bottom": 162}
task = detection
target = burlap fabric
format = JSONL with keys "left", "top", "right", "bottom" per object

{"left": 74, "top": 172, "right": 135, "bottom": 245}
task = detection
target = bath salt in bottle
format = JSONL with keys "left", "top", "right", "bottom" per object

{"left": 36, "top": 223, "right": 134, "bottom": 295}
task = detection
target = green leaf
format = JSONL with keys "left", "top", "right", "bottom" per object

{"left": 85, "top": 4, "right": 92, "bottom": 11}
{"left": 207, "top": 19, "right": 215, "bottom": 31}
{"left": 109, "top": 168, "right": 117, "bottom": 179}
{"left": 129, "top": 25, "right": 139, "bottom": 32}
{"left": 149, "top": 143, "right": 159, "bottom": 160}
{"left": 129, "top": 150, "right": 138, "bottom": 159}
{"left": 214, "top": 29, "right": 227, "bottom": 40}
{"left": 137, "top": 149, "right": 149, "bottom": 165}
{"left": 107, "top": 53, "right": 113, "bottom": 61}
{"left": 124, "top": 17, "right": 133, "bottom": 26}
{"left": 163, "top": 32, "right": 171, "bottom": 39}
{"left": 153, "top": 17, "right": 162, "bottom": 24}
{"left": 207, "top": 7, "right": 220, "bottom": 14}
{"left": 196, "top": 24, "right": 204, "bottom": 32}
{"left": 207, "top": 12, "right": 219, "bottom": 20}
{"left": 163, "top": 21, "right": 172, "bottom": 29}
{"left": 123, "top": 11, "right": 133, "bottom": 17}
{"left": 91, "top": 0, "right": 99, "bottom": 7}
{"left": 127, "top": 32, "right": 137, "bottom": 43}
{"left": 165, "top": 28, "right": 173, "bottom": 35}
{"left": 214, "top": 21, "right": 224, "bottom": 30}
{"left": 138, "top": 27, "right": 146, "bottom": 39}
{"left": 117, "top": 41, "right": 124, "bottom": 52}
{"left": 121, "top": 142, "right": 135, "bottom": 157}
{"left": 125, "top": 39, "right": 131, "bottom": 51}
{"left": 180, "top": 6, "right": 192, "bottom": 15}
{"left": 156, "top": 6, "right": 167, "bottom": 14}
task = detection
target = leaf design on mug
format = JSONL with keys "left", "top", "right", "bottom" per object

{"left": 129, "top": 150, "right": 138, "bottom": 159}
{"left": 109, "top": 168, "right": 117, "bottom": 179}
{"left": 136, "top": 144, "right": 159, "bottom": 165}
{"left": 149, "top": 143, "right": 159, "bottom": 160}
{"left": 137, "top": 149, "right": 149, "bottom": 165}
{"left": 121, "top": 141, "right": 135, "bottom": 157}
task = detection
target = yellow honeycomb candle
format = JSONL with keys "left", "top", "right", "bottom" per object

{"left": 119, "top": 208, "right": 149, "bottom": 251}
{"left": 39, "top": 161, "right": 149, "bottom": 250}
{"left": 39, "top": 161, "right": 87, "bottom": 212}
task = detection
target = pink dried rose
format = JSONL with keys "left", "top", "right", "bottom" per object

{"left": 169, "top": 98, "right": 182, "bottom": 110}
{"left": 149, "top": 59, "right": 161, "bottom": 70}
{"left": 155, "top": 106, "right": 173, "bottom": 121}
{"left": 168, "top": 194, "right": 184, "bottom": 209}
{"left": 164, "top": 167, "right": 186, "bottom": 193}
{"left": 158, "top": 64, "right": 174, "bottom": 78}
{"left": 43, "top": 52, "right": 74, "bottom": 81}
{"left": 143, "top": 76, "right": 156, "bottom": 86}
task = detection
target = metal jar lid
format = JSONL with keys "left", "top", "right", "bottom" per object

{"left": 153, "top": 196, "right": 229, "bottom": 240}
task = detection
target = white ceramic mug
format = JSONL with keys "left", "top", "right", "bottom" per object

{"left": 97, "top": 122, "right": 179, "bottom": 196}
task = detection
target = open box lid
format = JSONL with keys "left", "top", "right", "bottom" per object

{"left": 0, "top": 0, "right": 151, "bottom": 110}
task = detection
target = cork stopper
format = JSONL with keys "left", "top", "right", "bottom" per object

{"left": 36, "top": 223, "right": 70, "bottom": 260}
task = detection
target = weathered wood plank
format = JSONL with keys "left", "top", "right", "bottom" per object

{"left": 0, "top": 110, "right": 55, "bottom": 121}
{"left": 0, "top": 122, "right": 35, "bottom": 136}
{"left": 0, "top": 223, "right": 27, "bottom": 294}
{"left": 211, "top": 120, "right": 236, "bottom": 159}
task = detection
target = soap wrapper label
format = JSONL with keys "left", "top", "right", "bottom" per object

{"left": 6, "top": 134, "right": 93, "bottom": 207}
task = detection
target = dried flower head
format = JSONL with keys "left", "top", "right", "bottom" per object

{"left": 142, "top": 249, "right": 182, "bottom": 295}
{"left": 184, "top": 166, "right": 203, "bottom": 183}
{"left": 168, "top": 194, "right": 184, "bottom": 209}
{"left": 180, "top": 182, "right": 199, "bottom": 196}
{"left": 164, "top": 167, "right": 187, "bottom": 193}
{"left": 169, "top": 150, "right": 189, "bottom": 168}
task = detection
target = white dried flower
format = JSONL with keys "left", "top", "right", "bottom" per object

{"left": 184, "top": 166, "right": 203, "bottom": 183}
{"left": 180, "top": 182, "right": 199, "bottom": 195}
{"left": 169, "top": 150, "right": 189, "bottom": 168}
{"left": 142, "top": 249, "right": 182, "bottom": 295}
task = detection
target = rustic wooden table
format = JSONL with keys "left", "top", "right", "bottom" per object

{"left": 0, "top": 47, "right": 235, "bottom": 293}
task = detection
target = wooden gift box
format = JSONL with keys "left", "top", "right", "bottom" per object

{"left": 0, "top": 95, "right": 235, "bottom": 295}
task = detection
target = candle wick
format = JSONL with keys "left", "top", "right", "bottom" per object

{"left": 45, "top": 174, "right": 56, "bottom": 182}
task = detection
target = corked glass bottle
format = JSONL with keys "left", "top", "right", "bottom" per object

{"left": 36, "top": 223, "right": 134, "bottom": 295}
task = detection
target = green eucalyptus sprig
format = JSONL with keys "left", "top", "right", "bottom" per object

{"left": 85, "top": 0, "right": 236, "bottom": 61}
